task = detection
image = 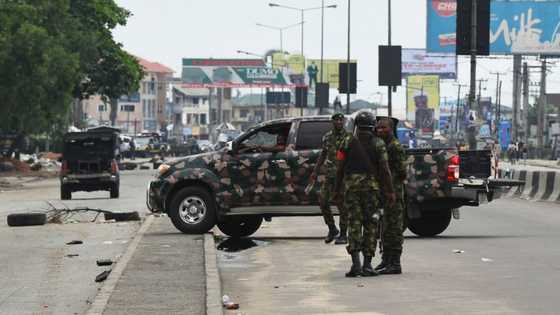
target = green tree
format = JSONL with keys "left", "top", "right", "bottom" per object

{"left": 0, "top": 0, "right": 143, "bottom": 136}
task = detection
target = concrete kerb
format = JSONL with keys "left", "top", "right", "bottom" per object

{"left": 86, "top": 215, "right": 155, "bottom": 315}
{"left": 205, "top": 232, "right": 223, "bottom": 315}
{"left": 499, "top": 168, "right": 560, "bottom": 203}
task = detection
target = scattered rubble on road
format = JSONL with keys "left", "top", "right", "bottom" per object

{"left": 95, "top": 269, "right": 112, "bottom": 282}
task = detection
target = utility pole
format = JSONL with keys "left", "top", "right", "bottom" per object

{"left": 467, "top": 0, "right": 478, "bottom": 149}
{"left": 538, "top": 57, "right": 547, "bottom": 158}
{"left": 490, "top": 72, "right": 505, "bottom": 137}
{"left": 497, "top": 80, "right": 502, "bottom": 138}
{"left": 387, "top": 0, "right": 392, "bottom": 117}
{"left": 454, "top": 83, "right": 468, "bottom": 135}
{"left": 522, "top": 62, "right": 529, "bottom": 145}
{"left": 345, "top": 0, "right": 351, "bottom": 115}
{"left": 512, "top": 55, "right": 522, "bottom": 143}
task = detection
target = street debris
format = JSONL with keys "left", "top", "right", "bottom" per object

{"left": 7, "top": 212, "right": 47, "bottom": 227}
{"left": 139, "top": 165, "right": 150, "bottom": 170}
{"left": 66, "top": 254, "right": 79, "bottom": 258}
{"left": 103, "top": 211, "right": 141, "bottom": 222}
{"left": 43, "top": 202, "right": 141, "bottom": 224}
{"left": 453, "top": 249, "right": 465, "bottom": 254}
{"left": 222, "top": 295, "right": 240, "bottom": 310}
{"left": 96, "top": 259, "right": 113, "bottom": 266}
{"left": 95, "top": 269, "right": 112, "bottom": 282}
{"left": 66, "top": 240, "right": 83, "bottom": 245}
{"left": 103, "top": 241, "right": 113, "bottom": 245}
{"left": 481, "top": 257, "right": 494, "bottom": 262}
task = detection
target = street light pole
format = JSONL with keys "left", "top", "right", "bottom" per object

{"left": 387, "top": 0, "right": 392, "bottom": 117}
{"left": 346, "top": 0, "right": 351, "bottom": 114}
{"left": 269, "top": 2, "right": 337, "bottom": 117}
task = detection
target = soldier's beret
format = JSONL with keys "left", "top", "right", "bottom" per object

{"left": 331, "top": 113, "right": 344, "bottom": 120}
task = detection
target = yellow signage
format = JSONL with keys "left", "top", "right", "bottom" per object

{"left": 406, "top": 75, "right": 440, "bottom": 119}
{"left": 308, "top": 59, "right": 356, "bottom": 89}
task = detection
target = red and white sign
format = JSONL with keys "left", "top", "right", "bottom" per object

{"left": 432, "top": 0, "right": 457, "bottom": 17}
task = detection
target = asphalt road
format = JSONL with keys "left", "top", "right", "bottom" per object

{"left": 0, "top": 169, "right": 153, "bottom": 315}
{"left": 217, "top": 198, "right": 560, "bottom": 315}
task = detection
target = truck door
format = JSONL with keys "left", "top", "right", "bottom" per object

{"left": 291, "top": 120, "right": 333, "bottom": 206}
{"left": 229, "top": 122, "right": 294, "bottom": 207}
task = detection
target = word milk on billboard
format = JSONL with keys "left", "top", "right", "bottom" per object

{"left": 427, "top": 0, "right": 560, "bottom": 55}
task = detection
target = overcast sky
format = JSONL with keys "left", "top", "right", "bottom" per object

{"left": 113, "top": 0, "right": 560, "bottom": 120}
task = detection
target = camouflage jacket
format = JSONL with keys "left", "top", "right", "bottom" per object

{"left": 319, "top": 129, "right": 350, "bottom": 178}
{"left": 337, "top": 132, "right": 390, "bottom": 192}
{"left": 386, "top": 137, "right": 407, "bottom": 184}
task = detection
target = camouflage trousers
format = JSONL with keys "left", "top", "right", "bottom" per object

{"left": 344, "top": 188, "right": 380, "bottom": 256}
{"left": 320, "top": 176, "right": 347, "bottom": 230}
{"left": 382, "top": 183, "right": 405, "bottom": 256}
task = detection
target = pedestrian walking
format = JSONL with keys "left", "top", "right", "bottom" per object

{"left": 375, "top": 117, "right": 407, "bottom": 275}
{"left": 310, "top": 113, "right": 351, "bottom": 244}
{"left": 333, "top": 111, "right": 395, "bottom": 277}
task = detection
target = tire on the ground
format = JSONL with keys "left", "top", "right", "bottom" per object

{"left": 168, "top": 186, "right": 216, "bottom": 234}
{"left": 104, "top": 211, "right": 140, "bottom": 221}
{"left": 217, "top": 215, "right": 263, "bottom": 238}
{"left": 407, "top": 209, "right": 451, "bottom": 237}
{"left": 110, "top": 184, "right": 119, "bottom": 199}
{"left": 61, "top": 186, "right": 71, "bottom": 200}
{"left": 7, "top": 212, "right": 47, "bottom": 227}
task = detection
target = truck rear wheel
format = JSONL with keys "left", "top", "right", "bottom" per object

{"left": 407, "top": 209, "right": 451, "bottom": 237}
{"left": 217, "top": 216, "right": 263, "bottom": 238}
{"left": 169, "top": 186, "right": 216, "bottom": 234}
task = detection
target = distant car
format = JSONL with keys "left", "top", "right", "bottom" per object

{"left": 60, "top": 127, "right": 120, "bottom": 200}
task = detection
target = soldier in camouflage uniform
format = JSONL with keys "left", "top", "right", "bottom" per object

{"left": 375, "top": 117, "right": 407, "bottom": 275}
{"left": 311, "top": 113, "right": 350, "bottom": 244}
{"left": 334, "top": 111, "right": 395, "bottom": 277}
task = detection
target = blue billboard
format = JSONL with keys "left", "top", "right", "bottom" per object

{"left": 427, "top": 0, "right": 560, "bottom": 54}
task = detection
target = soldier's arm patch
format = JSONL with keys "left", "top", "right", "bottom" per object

{"left": 336, "top": 150, "right": 346, "bottom": 161}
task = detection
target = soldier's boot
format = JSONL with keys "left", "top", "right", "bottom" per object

{"left": 374, "top": 254, "right": 389, "bottom": 271}
{"left": 345, "top": 252, "right": 362, "bottom": 277}
{"left": 378, "top": 255, "right": 402, "bottom": 275}
{"left": 361, "top": 255, "right": 379, "bottom": 277}
{"left": 334, "top": 227, "right": 348, "bottom": 245}
{"left": 324, "top": 224, "right": 339, "bottom": 244}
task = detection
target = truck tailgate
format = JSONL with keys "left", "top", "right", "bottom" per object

{"left": 460, "top": 150, "right": 491, "bottom": 179}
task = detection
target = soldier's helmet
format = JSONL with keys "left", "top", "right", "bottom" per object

{"left": 354, "top": 110, "right": 376, "bottom": 128}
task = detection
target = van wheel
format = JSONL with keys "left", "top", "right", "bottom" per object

{"left": 110, "top": 185, "right": 119, "bottom": 199}
{"left": 61, "top": 186, "right": 71, "bottom": 200}
{"left": 407, "top": 209, "right": 452, "bottom": 237}
{"left": 7, "top": 212, "right": 47, "bottom": 227}
{"left": 217, "top": 216, "right": 263, "bottom": 238}
{"left": 169, "top": 186, "right": 216, "bottom": 234}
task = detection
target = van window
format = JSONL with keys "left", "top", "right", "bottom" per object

{"left": 296, "top": 121, "right": 332, "bottom": 150}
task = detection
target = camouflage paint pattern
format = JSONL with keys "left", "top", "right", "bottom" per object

{"left": 382, "top": 138, "right": 407, "bottom": 255}
{"left": 406, "top": 148, "right": 457, "bottom": 202}
{"left": 344, "top": 174, "right": 380, "bottom": 256}
{"left": 147, "top": 116, "right": 460, "bottom": 218}
{"left": 318, "top": 129, "right": 350, "bottom": 228}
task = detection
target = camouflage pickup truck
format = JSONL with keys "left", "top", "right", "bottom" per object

{"left": 147, "top": 115, "right": 517, "bottom": 237}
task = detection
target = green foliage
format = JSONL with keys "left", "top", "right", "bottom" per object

{"left": 0, "top": 0, "right": 143, "bottom": 135}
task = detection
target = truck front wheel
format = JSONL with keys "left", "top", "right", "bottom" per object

{"left": 217, "top": 216, "right": 263, "bottom": 238}
{"left": 407, "top": 209, "right": 452, "bottom": 237}
{"left": 169, "top": 186, "right": 216, "bottom": 234}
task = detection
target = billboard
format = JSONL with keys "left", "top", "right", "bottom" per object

{"left": 181, "top": 58, "right": 293, "bottom": 88}
{"left": 402, "top": 49, "right": 457, "bottom": 79}
{"left": 406, "top": 75, "right": 440, "bottom": 121}
{"left": 427, "top": 0, "right": 560, "bottom": 54}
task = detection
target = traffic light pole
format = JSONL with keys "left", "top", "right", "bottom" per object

{"left": 346, "top": 0, "right": 351, "bottom": 114}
